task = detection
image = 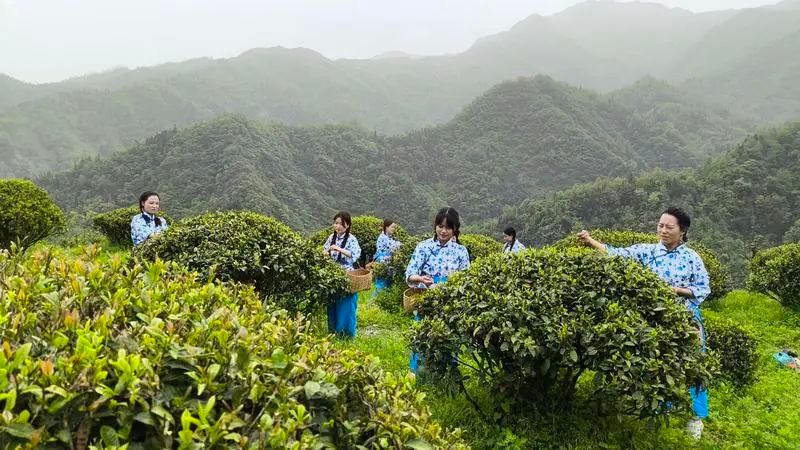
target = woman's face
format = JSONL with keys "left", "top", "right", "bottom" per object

{"left": 435, "top": 222, "right": 454, "bottom": 243}
{"left": 386, "top": 223, "right": 397, "bottom": 235}
{"left": 503, "top": 233, "right": 513, "bottom": 244}
{"left": 142, "top": 195, "right": 160, "bottom": 215}
{"left": 333, "top": 217, "right": 348, "bottom": 235}
{"left": 657, "top": 213, "right": 683, "bottom": 248}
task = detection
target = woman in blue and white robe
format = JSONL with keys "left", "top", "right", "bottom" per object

{"left": 405, "top": 207, "right": 470, "bottom": 373}
{"left": 372, "top": 218, "right": 402, "bottom": 296}
{"left": 324, "top": 211, "right": 362, "bottom": 337}
{"left": 578, "top": 207, "right": 710, "bottom": 440}
{"left": 130, "top": 191, "right": 168, "bottom": 246}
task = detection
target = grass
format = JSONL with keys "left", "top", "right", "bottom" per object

{"left": 342, "top": 287, "right": 800, "bottom": 449}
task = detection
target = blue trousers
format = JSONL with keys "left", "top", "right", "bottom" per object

{"left": 688, "top": 303, "right": 709, "bottom": 419}
{"left": 409, "top": 313, "right": 422, "bottom": 372}
{"left": 328, "top": 292, "right": 358, "bottom": 337}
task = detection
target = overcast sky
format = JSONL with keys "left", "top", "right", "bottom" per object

{"left": 0, "top": 0, "right": 780, "bottom": 83}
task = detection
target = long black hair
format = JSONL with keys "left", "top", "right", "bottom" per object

{"left": 330, "top": 211, "right": 352, "bottom": 263}
{"left": 663, "top": 207, "right": 691, "bottom": 242}
{"left": 503, "top": 226, "right": 516, "bottom": 251}
{"left": 433, "top": 207, "right": 461, "bottom": 243}
{"left": 138, "top": 191, "right": 163, "bottom": 227}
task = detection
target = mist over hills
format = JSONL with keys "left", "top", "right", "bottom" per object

{"left": 1, "top": 1, "right": 798, "bottom": 178}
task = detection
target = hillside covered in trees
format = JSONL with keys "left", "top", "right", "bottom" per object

{"left": 39, "top": 76, "right": 750, "bottom": 232}
{"left": 499, "top": 121, "right": 800, "bottom": 281}
{"left": 2, "top": 1, "right": 798, "bottom": 177}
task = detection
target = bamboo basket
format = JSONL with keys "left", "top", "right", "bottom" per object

{"left": 365, "top": 261, "right": 378, "bottom": 271}
{"left": 347, "top": 268, "right": 373, "bottom": 293}
{"left": 403, "top": 288, "right": 426, "bottom": 313}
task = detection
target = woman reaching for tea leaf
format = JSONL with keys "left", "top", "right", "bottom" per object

{"left": 578, "top": 207, "right": 710, "bottom": 440}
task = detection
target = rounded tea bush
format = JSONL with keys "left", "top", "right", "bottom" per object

{"left": 703, "top": 312, "right": 759, "bottom": 387}
{"left": 413, "top": 248, "right": 717, "bottom": 419}
{"left": 140, "top": 211, "right": 349, "bottom": 314}
{"left": 747, "top": 243, "right": 800, "bottom": 308}
{"left": 93, "top": 205, "right": 170, "bottom": 246}
{"left": 0, "top": 179, "right": 65, "bottom": 249}
{"left": 555, "top": 229, "right": 730, "bottom": 300}
{"left": 309, "top": 215, "right": 410, "bottom": 266}
{"left": 0, "top": 246, "right": 466, "bottom": 449}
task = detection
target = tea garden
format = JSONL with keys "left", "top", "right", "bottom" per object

{"left": 2, "top": 178, "right": 800, "bottom": 449}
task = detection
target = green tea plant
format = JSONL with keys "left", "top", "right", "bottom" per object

{"left": 703, "top": 312, "right": 759, "bottom": 387}
{"left": 747, "top": 243, "right": 800, "bottom": 308}
{"left": 0, "top": 246, "right": 466, "bottom": 449}
{"left": 0, "top": 179, "right": 65, "bottom": 250}
{"left": 139, "top": 211, "right": 349, "bottom": 314}
{"left": 412, "top": 248, "right": 717, "bottom": 420}
{"left": 555, "top": 229, "right": 730, "bottom": 300}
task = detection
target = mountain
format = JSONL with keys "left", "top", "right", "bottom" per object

{"left": 3, "top": 1, "right": 798, "bottom": 177}
{"left": 499, "top": 121, "right": 800, "bottom": 281}
{"left": 38, "top": 76, "right": 751, "bottom": 233}
{"left": 667, "top": 8, "right": 800, "bottom": 80}
{"left": 682, "top": 29, "right": 800, "bottom": 123}
{"left": 0, "top": 74, "right": 40, "bottom": 111}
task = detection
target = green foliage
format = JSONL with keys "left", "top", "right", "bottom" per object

{"left": 413, "top": 248, "right": 717, "bottom": 419}
{"left": 458, "top": 233, "right": 503, "bottom": 262}
{"left": 92, "top": 205, "right": 170, "bottom": 246}
{"left": 784, "top": 218, "right": 800, "bottom": 243}
{"left": 0, "top": 246, "right": 466, "bottom": 449}
{"left": 555, "top": 229, "right": 730, "bottom": 300}
{"left": 0, "top": 178, "right": 65, "bottom": 250}
{"left": 747, "top": 243, "right": 800, "bottom": 308}
{"left": 703, "top": 312, "right": 759, "bottom": 387}
{"left": 503, "top": 122, "right": 800, "bottom": 286}
{"left": 39, "top": 74, "right": 757, "bottom": 234}
{"left": 139, "top": 210, "right": 349, "bottom": 314}
{"left": 308, "top": 215, "right": 410, "bottom": 265}
{"left": 374, "top": 283, "right": 406, "bottom": 315}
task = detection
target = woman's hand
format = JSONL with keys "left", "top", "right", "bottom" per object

{"left": 408, "top": 274, "right": 434, "bottom": 287}
{"left": 577, "top": 230, "right": 607, "bottom": 253}
{"left": 329, "top": 244, "right": 341, "bottom": 252}
{"left": 672, "top": 286, "right": 693, "bottom": 298}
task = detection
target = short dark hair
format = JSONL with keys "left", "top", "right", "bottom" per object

{"left": 663, "top": 207, "right": 691, "bottom": 242}
{"left": 503, "top": 226, "right": 516, "bottom": 239}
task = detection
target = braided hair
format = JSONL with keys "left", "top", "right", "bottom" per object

{"left": 139, "top": 191, "right": 163, "bottom": 227}
{"left": 503, "top": 226, "right": 516, "bottom": 252}
{"left": 329, "top": 211, "right": 352, "bottom": 263}
{"left": 433, "top": 207, "right": 461, "bottom": 243}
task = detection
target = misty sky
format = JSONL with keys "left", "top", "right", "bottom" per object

{"left": 0, "top": 0, "right": 780, "bottom": 83}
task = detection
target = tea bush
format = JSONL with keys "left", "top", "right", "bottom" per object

{"left": 140, "top": 211, "right": 349, "bottom": 314}
{"left": 747, "top": 243, "right": 800, "bottom": 308}
{"left": 458, "top": 234, "right": 503, "bottom": 262}
{"left": 308, "top": 215, "right": 410, "bottom": 266}
{"left": 412, "top": 248, "right": 717, "bottom": 419}
{"left": 703, "top": 312, "right": 759, "bottom": 387}
{"left": 555, "top": 229, "right": 730, "bottom": 300}
{"left": 0, "top": 179, "right": 65, "bottom": 250}
{"left": 0, "top": 246, "right": 466, "bottom": 449}
{"left": 92, "top": 206, "right": 170, "bottom": 246}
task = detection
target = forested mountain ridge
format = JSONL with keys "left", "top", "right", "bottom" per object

{"left": 499, "top": 121, "right": 800, "bottom": 281}
{"left": 2, "top": 1, "right": 798, "bottom": 177}
{"left": 38, "top": 75, "right": 749, "bottom": 232}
